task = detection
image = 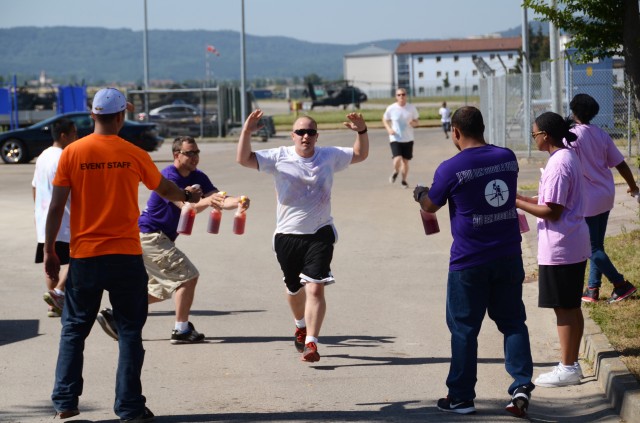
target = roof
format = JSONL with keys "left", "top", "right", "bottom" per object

{"left": 396, "top": 37, "right": 522, "bottom": 55}
{"left": 345, "top": 45, "right": 393, "bottom": 57}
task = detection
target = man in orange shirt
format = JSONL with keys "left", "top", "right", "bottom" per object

{"left": 44, "top": 88, "right": 202, "bottom": 422}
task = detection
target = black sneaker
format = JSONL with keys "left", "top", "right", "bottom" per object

{"left": 401, "top": 180, "right": 409, "bottom": 189}
{"left": 505, "top": 386, "right": 531, "bottom": 418}
{"left": 389, "top": 172, "right": 398, "bottom": 184}
{"left": 437, "top": 396, "right": 475, "bottom": 414}
{"left": 170, "top": 322, "right": 205, "bottom": 344}
{"left": 96, "top": 308, "right": 119, "bottom": 341}
{"left": 609, "top": 281, "right": 637, "bottom": 303}
{"left": 581, "top": 287, "right": 599, "bottom": 303}
{"left": 120, "top": 406, "right": 154, "bottom": 422}
{"left": 294, "top": 326, "right": 307, "bottom": 353}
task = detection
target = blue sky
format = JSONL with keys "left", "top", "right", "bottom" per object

{"left": 1, "top": 0, "right": 535, "bottom": 44}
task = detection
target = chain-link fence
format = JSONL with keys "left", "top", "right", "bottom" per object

{"left": 479, "top": 67, "right": 639, "bottom": 160}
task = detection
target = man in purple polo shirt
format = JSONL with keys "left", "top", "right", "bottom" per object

{"left": 414, "top": 107, "right": 534, "bottom": 418}
{"left": 96, "top": 136, "right": 248, "bottom": 344}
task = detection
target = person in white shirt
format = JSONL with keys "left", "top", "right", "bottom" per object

{"left": 439, "top": 101, "right": 452, "bottom": 139}
{"left": 32, "top": 118, "right": 77, "bottom": 317}
{"left": 383, "top": 88, "right": 419, "bottom": 188}
{"left": 237, "top": 109, "right": 368, "bottom": 363}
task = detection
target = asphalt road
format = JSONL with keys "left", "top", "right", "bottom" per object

{"left": 0, "top": 126, "right": 634, "bottom": 422}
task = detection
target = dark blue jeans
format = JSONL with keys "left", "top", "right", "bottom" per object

{"left": 446, "top": 256, "right": 533, "bottom": 400}
{"left": 52, "top": 254, "right": 149, "bottom": 420}
{"left": 585, "top": 211, "right": 624, "bottom": 288}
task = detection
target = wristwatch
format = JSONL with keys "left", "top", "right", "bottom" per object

{"left": 183, "top": 189, "right": 192, "bottom": 202}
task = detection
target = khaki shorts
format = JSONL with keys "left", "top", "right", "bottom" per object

{"left": 140, "top": 232, "right": 199, "bottom": 300}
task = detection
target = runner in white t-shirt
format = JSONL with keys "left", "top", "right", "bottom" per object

{"left": 237, "top": 109, "right": 369, "bottom": 363}
{"left": 32, "top": 118, "right": 77, "bottom": 317}
{"left": 383, "top": 88, "right": 419, "bottom": 188}
{"left": 439, "top": 101, "right": 452, "bottom": 139}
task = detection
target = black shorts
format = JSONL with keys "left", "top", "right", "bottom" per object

{"left": 390, "top": 141, "right": 414, "bottom": 160}
{"left": 35, "top": 242, "right": 70, "bottom": 265}
{"left": 538, "top": 261, "right": 586, "bottom": 308}
{"left": 273, "top": 225, "right": 336, "bottom": 294}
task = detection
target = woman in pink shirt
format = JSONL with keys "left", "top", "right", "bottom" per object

{"left": 516, "top": 112, "right": 591, "bottom": 388}
{"left": 569, "top": 94, "right": 639, "bottom": 303}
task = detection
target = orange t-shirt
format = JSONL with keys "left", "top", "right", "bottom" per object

{"left": 53, "top": 133, "right": 162, "bottom": 258}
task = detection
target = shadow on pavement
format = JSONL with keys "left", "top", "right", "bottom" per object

{"left": 0, "top": 319, "right": 40, "bottom": 346}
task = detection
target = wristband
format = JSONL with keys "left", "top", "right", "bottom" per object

{"left": 183, "top": 189, "right": 192, "bottom": 202}
{"left": 357, "top": 127, "right": 368, "bottom": 134}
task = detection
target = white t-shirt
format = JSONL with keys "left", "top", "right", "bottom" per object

{"left": 255, "top": 145, "right": 353, "bottom": 235}
{"left": 383, "top": 103, "right": 419, "bottom": 143}
{"left": 439, "top": 107, "right": 451, "bottom": 123}
{"left": 32, "top": 146, "right": 71, "bottom": 243}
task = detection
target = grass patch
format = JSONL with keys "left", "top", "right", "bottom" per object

{"left": 582, "top": 229, "right": 640, "bottom": 381}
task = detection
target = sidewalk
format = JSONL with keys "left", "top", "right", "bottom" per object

{"left": 0, "top": 127, "right": 637, "bottom": 422}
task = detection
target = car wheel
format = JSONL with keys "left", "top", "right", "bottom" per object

{"left": 0, "top": 138, "right": 30, "bottom": 164}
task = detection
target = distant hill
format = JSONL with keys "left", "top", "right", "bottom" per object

{"left": 0, "top": 25, "right": 545, "bottom": 85}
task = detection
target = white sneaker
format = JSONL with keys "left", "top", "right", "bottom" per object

{"left": 534, "top": 365, "right": 581, "bottom": 387}
{"left": 574, "top": 362, "right": 583, "bottom": 378}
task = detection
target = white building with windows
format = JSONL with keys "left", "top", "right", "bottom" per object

{"left": 343, "top": 45, "right": 395, "bottom": 99}
{"left": 395, "top": 37, "right": 522, "bottom": 97}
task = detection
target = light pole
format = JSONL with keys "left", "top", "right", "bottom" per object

{"left": 240, "top": 0, "right": 247, "bottom": 123}
{"left": 143, "top": 0, "right": 150, "bottom": 121}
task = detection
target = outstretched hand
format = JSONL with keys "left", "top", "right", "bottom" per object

{"left": 244, "top": 109, "right": 264, "bottom": 133}
{"left": 343, "top": 113, "right": 367, "bottom": 132}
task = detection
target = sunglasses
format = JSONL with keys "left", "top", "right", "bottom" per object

{"left": 293, "top": 129, "right": 318, "bottom": 136}
{"left": 179, "top": 150, "right": 200, "bottom": 157}
{"left": 396, "top": 93, "right": 406, "bottom": 96}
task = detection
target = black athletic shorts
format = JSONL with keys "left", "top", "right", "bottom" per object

{"left": 35, "top": 241, "right": 70, "bottom": 265}
{"left": 538, "top": 261, "right": 586, "bottom": 308}
{"left": 390, "top": 141, "right": 414, "bottom": 160}
{"left": 273, "top": 225, "right": 336, "bottom": 294}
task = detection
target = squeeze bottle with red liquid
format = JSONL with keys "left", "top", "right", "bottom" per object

{"left": 177, "top": 203, "right": 196, "bottom": 235}
{"left": 177, "top": 184, "right": 200, "bottom": 235}
{"left": 420, "top": 209, "right": 440, "bottom": 235}
{"left": 207, "top": 191, "right": 225, "bottom": 234}
{"left": 232, "top": 196, "right": 247, "bottom": 235}
{"left": 517, "top": 208, "right": 530, "bottom": 233}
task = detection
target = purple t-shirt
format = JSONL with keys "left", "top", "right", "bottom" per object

{"left": 138, "top": 165, "right": 216, "bottom": 241}
{"left": 428, "top": 144, "right": 522, "bottom": 270}
{"left": 536, "top": 148, "right": 590, "bottom": 265}
{"left": 569, "top": 124, "right": 624, "bottom": 216}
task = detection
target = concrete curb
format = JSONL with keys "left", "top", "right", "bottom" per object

{"left": 582, "top": 317, "right": 640, "bottom": 423}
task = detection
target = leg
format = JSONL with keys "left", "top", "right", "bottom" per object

{"left": 303, "top": 282, "right": 326, "bottom": 338}
{"left": 174, "top": 277, "right": 198, "bottom": 323}
{"left": 106, "top": 255, "right": 149, "bottom": 420}
{"left": 554, "top": 307, "right": 583, "bottom": 365}
{"left": 486, "top": 256, "right": 534, "bottom": 394}
{"left": 52, "top": 258, "right": 104, "bottom": 414}
{"left": 56, "top": 265, "right": 69, "bottom": 291}
{"left": 400, "top": 158, "right": 410, "bottom": 183}
{"left": 446, "top": 266, "right": 489, "bottom": 400}
{"left": 586, "top": 212, "right": 624, "bottom": 288}
{"left": 392, "top": 155, "right": 402, "bottom": 176}
{"left": 286, "top": 286, "right": 306, "bottom": 320}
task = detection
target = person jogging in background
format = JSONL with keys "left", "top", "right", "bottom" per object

{"left": 383, "top": 88, "right": 419, "bottom": 188}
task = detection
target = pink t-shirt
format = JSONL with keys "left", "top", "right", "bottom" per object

{"left": 569, "top": 124, "right": 624, "bottom": 216}
{"left": 537, "top": 148, "right": 591, "bottom": 265}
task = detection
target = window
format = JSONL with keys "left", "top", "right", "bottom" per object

{"left": 418, "top": 57, "right": 423, "bottom": 63}
{"left": 472, "top": 85, "right": 479, "bottom": 92}
{"left": 490, "top": 54, "right": 495, "bottom": 60}
{"left": 418, "top": 71, "right": 424, "bottom": 78}
{"left": 454, "top": 70, "right": 460, "bottom": 77}
{"left": 454, "top": 85, "right": 460, "bottom": 92}
{"left": 508, "top": 53, "right": 513, "bottom": 60}
{"left": 418, "top": 87, "right": 425, "bottom": 94}
{"left": 436, "top": 86, "right": 443, "bottom": 92}
{"left": 454, "top": 55, "right": 459, "bottom": 62}
{"left": 436, "top": 71, "right": 442, "bottom": 77}
{"left": 472, "top": 70, "right": 478, "bottom": 76}
{"left": 436, "top": 56, "right": 441, "bottom": 62}
{"left": 472, "top": 54, "right": 477, "bottom": 60}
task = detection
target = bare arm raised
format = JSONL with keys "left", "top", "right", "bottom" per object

{"left": 343, "top": 112, "right": 369, "bottom": 164}
{"left": 237, "top": 109, "right": 262, "bottom": 170}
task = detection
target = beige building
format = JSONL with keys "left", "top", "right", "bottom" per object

{"left": 343, "top": 45, "right": 395, "bottom": 99}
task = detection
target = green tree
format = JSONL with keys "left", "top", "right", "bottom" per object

{"left": 523, "top": 0, "right": 640, "bottom": 116}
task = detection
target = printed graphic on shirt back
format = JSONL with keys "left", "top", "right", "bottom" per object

{"left": 485, "top": 179, "right": 509, "bottom": 207}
